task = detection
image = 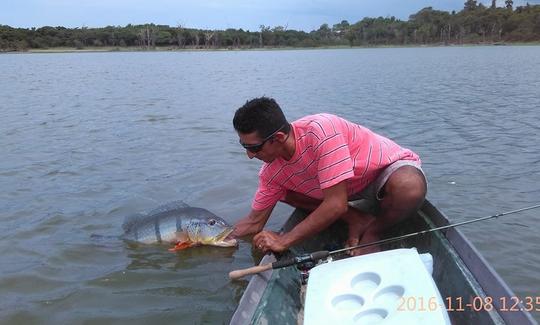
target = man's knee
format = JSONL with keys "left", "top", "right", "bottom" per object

{"left": 384, "top": 166, "right": 427, "bottom": 206}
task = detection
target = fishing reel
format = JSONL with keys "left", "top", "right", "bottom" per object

{"left": 274, "top": 251, "right": 334, "bottom": 285}
{"left": 297, "top": 255, "right": 334, "bottom": 284}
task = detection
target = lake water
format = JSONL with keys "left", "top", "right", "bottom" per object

{"left": 1, "top": 46, "right": 539, "bottom": 323}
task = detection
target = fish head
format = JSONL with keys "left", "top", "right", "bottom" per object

{"left": 187, "top": 209, "right": 238, "bottom": 247}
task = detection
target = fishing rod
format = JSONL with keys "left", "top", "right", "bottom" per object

{"left": 229, "top": 203, "right": 540, "bottom": 280}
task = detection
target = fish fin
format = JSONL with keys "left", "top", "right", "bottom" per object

{"left": 121, "top": 201, "right": 190, "bottom": 238}
{"left": 146, "top": 200, "right": 190, "bottom": 216}
{"left": 121, "top": 213, "right": 147, "bottom": 233}
{"left": 168, "top": 241, "right": 194, "bottom": 252}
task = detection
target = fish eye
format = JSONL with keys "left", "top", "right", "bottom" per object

{"left": 208, "top": 219, "right": 216, "bottom": 226}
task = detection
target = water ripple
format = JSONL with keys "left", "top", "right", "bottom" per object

{"left": 1, "top": 47, "right": 539, "bottom": 323}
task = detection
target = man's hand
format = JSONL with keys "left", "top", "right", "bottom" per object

{"left": 253, "top": 230, "right": 288, "bottom": 253}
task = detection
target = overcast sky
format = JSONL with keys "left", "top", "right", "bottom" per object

{"left": 2, "top": 0, "right": 539, "bottom": 31}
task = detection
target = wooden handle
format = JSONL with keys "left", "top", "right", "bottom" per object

{"left": 229, "top": 263, "right": 273, "bottom": 280}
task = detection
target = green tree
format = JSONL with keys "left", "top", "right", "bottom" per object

{"left": 464, "top": 0, "right": 478, "bottom": 11}
{"left": 1, "top": 5, "right": 540, "bottom": 51}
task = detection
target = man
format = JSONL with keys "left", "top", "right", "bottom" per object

{"left": 231, "top": 97, "right": 427, "bottom": 255}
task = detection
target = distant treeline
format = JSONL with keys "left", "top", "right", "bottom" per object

{"left": 1, "top": 1, "right": 540, "bottom": 51}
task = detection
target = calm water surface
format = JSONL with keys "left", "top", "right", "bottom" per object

{"left": 1, "top": 47, "right": 539, "bottom": 323}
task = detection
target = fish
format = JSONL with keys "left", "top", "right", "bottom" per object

{"left": 122, "top": 201, "right": 237, "bottom": 251}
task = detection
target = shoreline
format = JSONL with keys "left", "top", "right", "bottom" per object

{"left": 2, "top": 42, "right": 540, "bottom": 54}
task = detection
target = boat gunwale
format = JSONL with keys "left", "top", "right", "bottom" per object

{"left": 229, "top": 254, "right": 276, "bottom": 325}
{"left": 421, "top": 200, "right": 537, "bottom": 325}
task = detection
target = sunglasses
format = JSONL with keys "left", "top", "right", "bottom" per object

{"left": 240, "top": 125, "right": 285, "bottom": 153}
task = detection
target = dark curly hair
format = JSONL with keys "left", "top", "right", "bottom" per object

{"left": 233, "top": 97, "right": 290, "bottom": 138}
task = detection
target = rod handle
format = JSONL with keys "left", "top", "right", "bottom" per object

{"left": 229, "top": 263, "right": 272, "bottom": 280}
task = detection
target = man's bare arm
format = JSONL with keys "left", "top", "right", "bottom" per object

{"left": 280, "top": 181, "right": 348, "bottom": 247}
{"left": 231, "top": 205, "right": 275, "bottom": 238}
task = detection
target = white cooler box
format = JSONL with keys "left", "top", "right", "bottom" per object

{"left": 304, "top": 248, "right": 451, "bottom": 325}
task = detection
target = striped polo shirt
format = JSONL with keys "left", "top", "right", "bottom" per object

{"left": 252, "top": 113, "right": 420, "bottom": 210}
